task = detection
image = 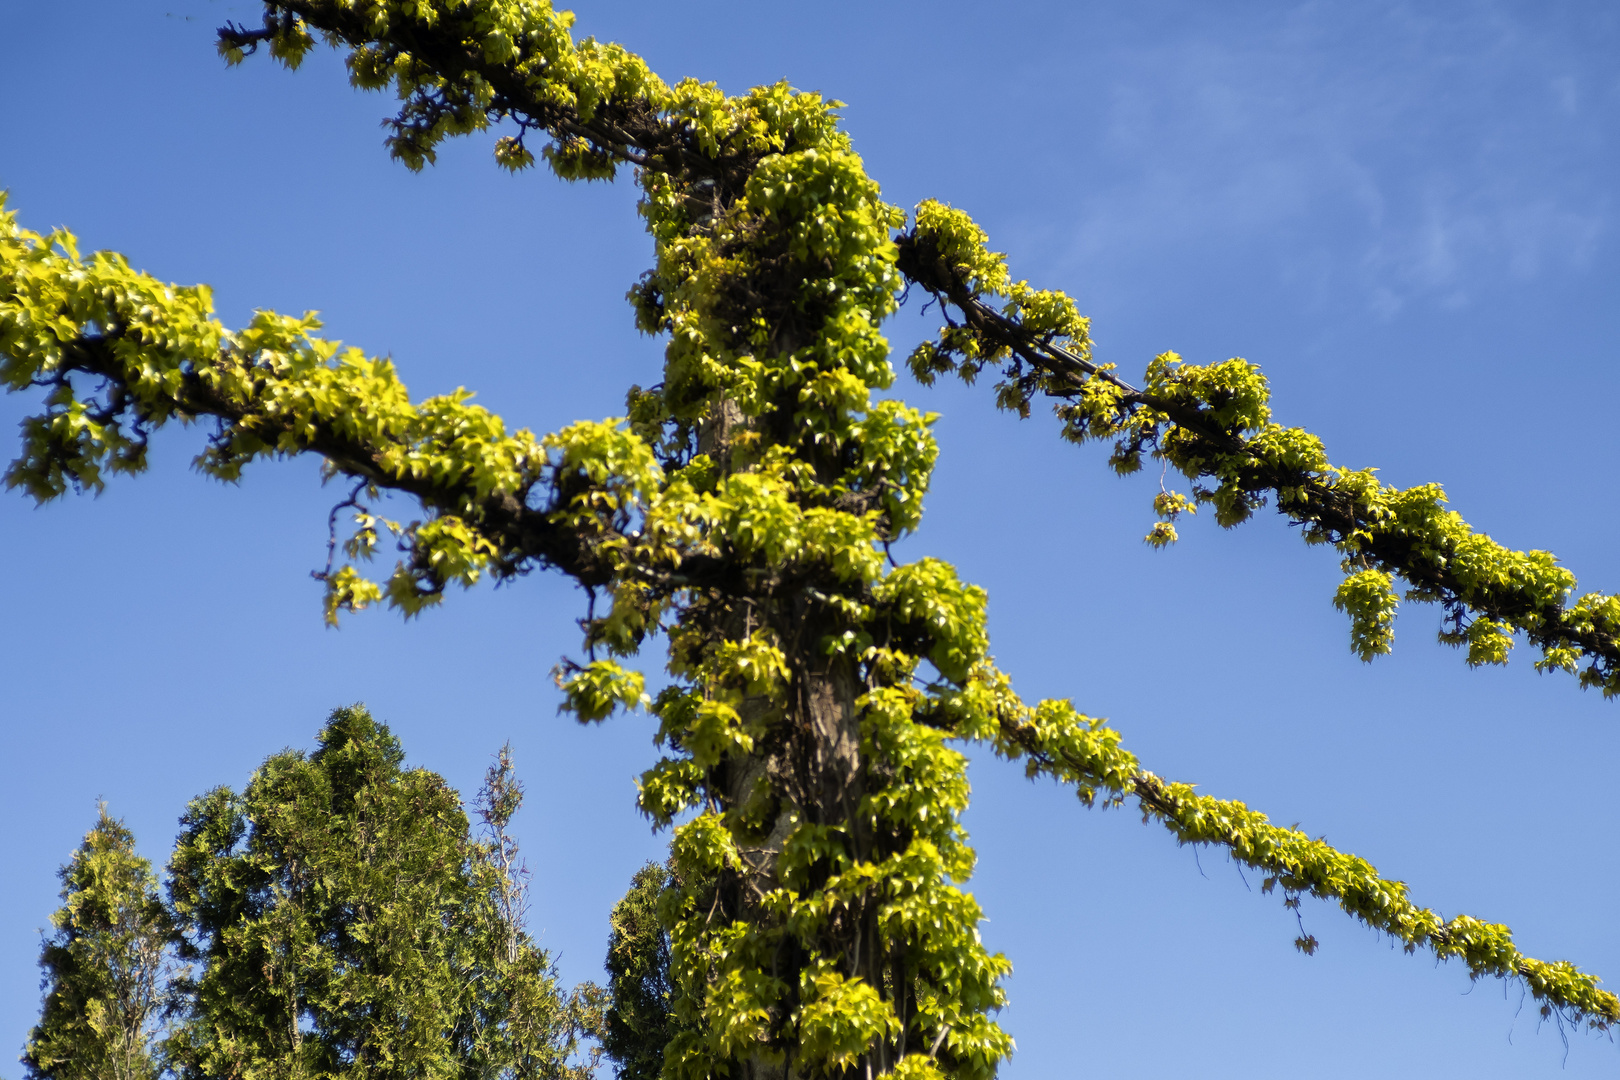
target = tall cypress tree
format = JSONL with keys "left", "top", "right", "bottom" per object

{"left": 598, "top": 861, "right": 676, "bottom": 1080}
{"left": 164, "top": 705, "right": 583, "bottom": 1080}
{"left": 23, "top": 807, "right": 172, "bottom": 1080}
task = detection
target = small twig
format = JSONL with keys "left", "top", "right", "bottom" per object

{"left": 312, "top": 479, "right": 368, "bottom": 582}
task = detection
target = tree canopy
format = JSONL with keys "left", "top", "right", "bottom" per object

{"left": 23, "top": 808, "right": 171, "bottom": 1080}
{"left": 3, "top": 2, "right": 1618, "bottom": 1076}
{"left": 166, "top": 705, "right": 586, "bottom": 1079}
{"left": 25, "top": 707, "right": 592, "bottom": 1080}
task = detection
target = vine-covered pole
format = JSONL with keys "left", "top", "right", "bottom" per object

{"left": 3, "top": 3, "right": 1616, "bottom": 1076}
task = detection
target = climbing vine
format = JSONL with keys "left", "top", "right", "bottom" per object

{"left": 3, "top": 2, "right": 1616, "bottom": 1076}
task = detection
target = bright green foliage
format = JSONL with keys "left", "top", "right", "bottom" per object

{"left": 0, "top": 195, "right": 573, "bottom": 624}
{"left": 23, "top": 808, "right": 173, "bottom": 1080}
{"left": 900, "top": 206, "right": 1620, "bottom": 694}
{"left": 901, "top": 201, "right": 1094, "bottom": 420}
{"left": 971, "top": 676, "right": 1620, "bottom": 1027}
{"left": 1144, "top": 489, "right": 1196, "bottom": 548}
{"left": 558, "top": 659, "right": 651, "bottom": 723}
{"left": 164, "top": 705, "right": 586, "bottom": 1079}
{"left": 4, "top": 0, "right": 1618, "bottom": 1073}
{"left": 1333, "top": 568, "right": 1400, "bottom": 661}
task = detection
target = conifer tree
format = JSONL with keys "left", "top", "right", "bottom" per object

{"left": 3, "top": 3, "right": 1618, "bottom": 1077}
{"left": 599, "top": 861, "right": 681, "bottom": 1080}
{"left": 23, "top": 807, "right": 172, "bottom": 1080}
{"left": 163, "top": 705, "right": 585, "bottom": 1079}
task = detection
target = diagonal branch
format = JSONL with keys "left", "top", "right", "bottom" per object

{"left": 979, "top": 690, "right": 1620, "bottom": 1030}
{"left": 0, "top": 205, "right": 621, "bottom": 611}
{"left": 897, "top": 218, "right": 1620, "bottom": 695}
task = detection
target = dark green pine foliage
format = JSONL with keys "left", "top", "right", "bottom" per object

{"left": 599, "top": 862, "right": 676, "bottom": 1080}
{"left": 23, "top": 806, "right": 173, "bottom": 1080}
{"left": 163, "top": 705, "right": 583, "bottom": 1080}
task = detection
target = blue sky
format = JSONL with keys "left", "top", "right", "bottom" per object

{"left": 2, "top": 1, "right": 1618, "bottom": 1076}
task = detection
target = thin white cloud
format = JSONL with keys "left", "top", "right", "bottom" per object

{"left": 1037, "top": 0, "right": 1615, "bottom": 317}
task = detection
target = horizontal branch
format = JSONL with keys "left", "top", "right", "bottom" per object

{"left": 221, "top": 2, "right": 756, "bottom": 183}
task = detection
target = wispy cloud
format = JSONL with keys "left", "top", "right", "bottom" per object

{"left": 1034, "top": 1, "right": 1616, "bottom": 317}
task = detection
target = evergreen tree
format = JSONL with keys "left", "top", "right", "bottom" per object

{"left": 164, "top": 705, "right": 583, "bottom": 1080}
{"left": 23, "top": 807, "right": 172, "bottom": 1080}
{"left": 472, "top": 743, "right": 604, "bottom": 1080}
{"left": 598, "top": 862, "right": 677, "bottom": 1080}
{"left": 4, "top": 3, "right": 1619, "bottom": 1076}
